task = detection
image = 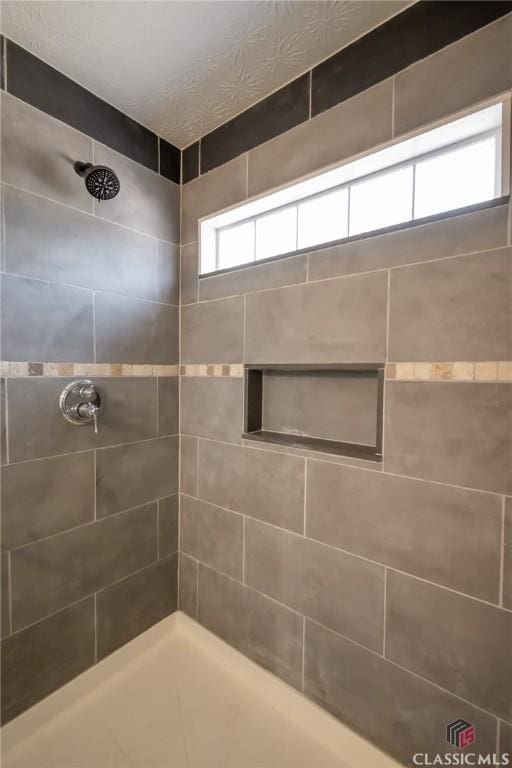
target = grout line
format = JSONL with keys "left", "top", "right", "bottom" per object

{"left": 5, "top": 378, "right": 10, "bottom": 465}
{"left": 156, "top": 376, "right": 160, "bottom": 437}
{"left": 242, "top": 515, "right": 246, "bottom": 584}
{"left": 93, "top": 450, "right": 97, "bottom": 521}
{"left": 180, "top": 491, "right": 511, "bottom": 612}
{"left": 93, "top": 592, "right": 98, "bottom": 663}
{"left": 156, "top": 501, "right": 160, "bottom": 560}
{"left": 382, "top": 568, "right": 388, "bottom": 656}
{"left": 303, "top": 459, "right": 307, "bottom": 535}
{"left": 196, "top": 559, "right": 200, "bottom": 619}
{"left": 301, "top": 615, "right": 306, "bottom": 693}
{"left": 499, "top": 497, "right": 506, "bottom": 607}
{"left": 7, "top": 551, "right": 13, "bottom": 636}
{"left": 195, "top": 437, "right": 200, "bottom": 497}
{"left": 92, "top": 292, "right": 97, "bottom": 363}
{"left": 385, "top": 268, "right": 391, "bottom": 363}
{"left": 497, "top": 719, "right": 501, "bottom": 757}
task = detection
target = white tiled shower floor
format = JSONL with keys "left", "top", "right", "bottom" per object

{"left": 1, "top": 613, "right": 398, "bottom": 768}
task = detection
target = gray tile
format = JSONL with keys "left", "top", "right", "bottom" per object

{"left": 395, "top": 15, "right": 512, "bottom": 135}
{"left": 262, "top": 370, "right": 378, "bottom": 446}
{"left": 199, "top": 255, "right": 307, "bottom": 302}
{"left": 1, "top": 452, "right": 95, "bottom": 551}
{"left": 96, "top": 554, "right": 177, "bottom": 660}
{"left": 308, "top": 203, "right": 509, "bottom": 281}
{"left": 389, "top": 248, "right": 512, "bottom": 362}
{"left": 96, "top": 436, "right": 179, "bottom": 518}
{"left": 1, "top": 378, "right": 7, "bottom": 466}
{"left": 8, "top": 377, "right": 157, "bottom": 463}
{"left": 500, "top": 722, "right": 512, "bottom": 760}
{"left": 181, "top": 297, "right": 244, "bottom": 364}
{"left": 181, "top": 155, "right": 247, "bottom": 245}
{"left": 158, "top": 495, "right": 179, "bottom": 558}
{"left": 245, "top": 519, "right": 384, "bottom": 651}
{"left": 94, "top": 143, "right": 179, "bottom": 243}
{"left": 158, "top": 377, "right": 179, "bottom": 436}
{"left": 3, "top": 184, "right": 157, "bottom": 301}
{"left": 304, "top": 619, "right": 498, "bottom": 765}
{"left": 198, "top": 440, "right": 304, "bottom": 533}
{"left": 248, "top": 81, "right": 393, "bottom": 198}
{"left": 386, "top": 571, "right": 512, "bottom": 721}
{"left": 198, "top": 564, "right": 302, "bottom": 689}
{"left": 95, "top": 293, "right": 178, "bottom": 364}
{"left": 306, "top": 461, "right": 502, "bottom": 602}
{"left": 0, "top": 93, "right": 93, "bottom": 212}
{"left": 1, "top": 598, "right": 95, "bottom": 724}
{"left": 181, "top": 242, "right": 198, "bottom": 305}
{"left": 384, "top": 382, "right": 512, "bottom": 494}
{"left": 243, "top": 437, "right": 384, "bottom": 471}
{"left": 245, "top": 271, "right": 387, "bottom": 364}
{"left": 504, "top": 498, "right": 512, "bottom": 611}
{"left": 1, "top": 553, "right": 10, "bottom": 638}
{"left": 11, "top": 503, "right": 157, "bottom": 629}
{"left": 180, "top": 436, "right": 198, "bottom": 497}
{"left": 179, "top": 553, "right": 198, "bottom": 618}
{"left": 181, "top": 377, "right": 243, "bottom": 444}
{"left": 181, "top": 495, "right": 243, "bottom": 580}
{"left": 156, "top": 240, "right": 179, "bottom": 305}
{"left": 1, "top": 273, "right": 94, "bottom": 363}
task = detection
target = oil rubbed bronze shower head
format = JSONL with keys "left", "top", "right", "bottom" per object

{"left": 74, "top": 161, "right": 120, "bottom": 201}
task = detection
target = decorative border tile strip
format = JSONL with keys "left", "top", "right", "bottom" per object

{"left": 0, "top": 362, "right": 179, "bottom": 377}
{"left": 179, "top": 364, "right": 244, "bottom": 378}
{"left": 386, "top": 362, "right": 512, "bottom": 382}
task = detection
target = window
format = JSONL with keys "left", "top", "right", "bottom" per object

{"left": 200, "top": 102, "right": 508, "bottom": 275}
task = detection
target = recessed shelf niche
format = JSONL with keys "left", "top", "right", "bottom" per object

{"left": 243, "top": 364, "right": 384, "bottom": 461}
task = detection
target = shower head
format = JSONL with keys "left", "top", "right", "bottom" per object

{"left": 74, "top": 161, "right": 120, "bottom": 201}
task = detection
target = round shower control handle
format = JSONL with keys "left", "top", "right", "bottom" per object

{"left": 77, "top": 402, "right": 99, "bottom": 434}
{"left": 59, "top": 379, "right": 102, "bottom": 434}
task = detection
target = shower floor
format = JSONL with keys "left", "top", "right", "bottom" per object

{"left": 1, "top": 612, "right": 398, "bottom": 768}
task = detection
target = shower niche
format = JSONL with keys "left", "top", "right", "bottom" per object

{"left": 243, "top": 364, "right": 384, "bottom": 461}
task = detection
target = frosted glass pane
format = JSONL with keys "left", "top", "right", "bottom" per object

{"left": 255, "top": 207, "right": 297, "bottom": 260}
{"left": 217, "top": 221, "right": 255, "bottom": 270}
{"left": 297, "top": 188, "right": 349, "bottom": 248}
{"left": 349, "top": 166, "right": 414, "bottom": 236}
{"left": 414, "top": 138, "right": 497, "bottom": 219}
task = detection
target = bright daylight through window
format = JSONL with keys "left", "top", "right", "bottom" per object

{"left": 200, "top": 102, "right": 508, "bottom": 275}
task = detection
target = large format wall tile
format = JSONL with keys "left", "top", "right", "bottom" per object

{"left": 179, "top": 553, "right": 198, "bottom": 618}
{"left": 181, "top": 495, "right": 243, "bottom": 580}
{"left": 96, "top": 436, "right": 179, "bottom": 517}
{"left": 180, "top": 377, "right": 243, "bottom": 444}
{"left": 1, "top": 274, "right": 94, "bottom": 363}
{"left": 308, "top": 203, "right": 509, "bottom": 281}
{"left": 3, "top": 185, "right": 157, "bottom": 301}
{"left": 245, "top": 519, "right": 384, "bottom": 651}
{"left": 181, "top": 242, "right": 198, "bottom": 305}
{"left": 180, "top": 436, "right": 198, "bottom": 497}
{"left": 1, "top": 553, "right": 10, "bottom": 638}
{"left": 248, "top": 81, "right": 392, "bottom": 198}
{"left": 504, "top": 498, "right": 512, "bottom": 611}
{"left": 0, "top": 93, "right": 93, "bottom": 211}
{"left": 96, "top": 554, "right": 177, "bottom": 660}
{"left": 10, "top": 503, "right": 158, "bottom": 629}
{"left": 181, "top": 297, "right": 244, "bottom": 363}
{"left": 304, "top": 620, "right": 498, "bottom": 765}
{"left": 306, "top": 461, "right": 502, "bottom": 602}
{"left": 158, "top": 495, "right": 179, "bottom": 557}
{"left": 95, "top": 293, "right": 178, "bottom": 364}
{"left": 94, "top": 144, "right": 179, "bottom": 243}
{"left": 394, "top": 15, "right": 512, "bottom": 135}
{"left": 156, "top": 240, "right": 179, "bottom": 305}
{"left": 1, "top": 598, "right": 95, "bottom": 724}
{"left": 245, "top": 271, "right": 387, "bottom": 364}
{"left": 1, "top": 452, "right": 95, "bottom": 551}
{"left": 8, "top": 377, "right": 157, "bottom": 463}
{"left": 501, "top": 722, "right": 512, "bottom": 760}
{"left": 157, "top": 377, "right": 179, "bottom": 436}
{"left": 198, "top": 565, "right": 303, "bottom": 689}
{"left": 181, "top": 155, "right": 247, "bottom": 245}
{"left": 199, "top": 254, "right": 307, "bottom": 302}
{"left": 384, "top": 382, "right": 512, "bottom": 494}
{"left": 386, "top": 571, "right": 512, "bottom": 721}
{"left": 198, "top": 440, "right": 304, "bottom": 533}
{"left": 389, "top": 249, "right": 512, "bottom": 362}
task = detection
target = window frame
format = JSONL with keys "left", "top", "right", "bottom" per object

{"left": 200, "top": 99, "right": 510, "bottom": 277}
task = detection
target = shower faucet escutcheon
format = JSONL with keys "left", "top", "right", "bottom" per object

{"left": 59, "top": 380, "right": 102, "bottom": 434}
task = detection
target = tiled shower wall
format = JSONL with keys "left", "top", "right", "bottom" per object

{"left": 0, "top": 45, "right": 180, "bottom": 722}
{"left": 178, "top": 13, "right": 512, "bottom": 765}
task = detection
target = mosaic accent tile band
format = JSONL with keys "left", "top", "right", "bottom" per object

{"left": 2, "top": 362, "right": 511, "bottom": 380}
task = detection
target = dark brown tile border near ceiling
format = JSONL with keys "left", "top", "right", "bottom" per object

{"left": 2, "top": 38, "right": 181, "bottom": 183}
{"left": 185, "top": 0, "right": 512, "bottom": 182}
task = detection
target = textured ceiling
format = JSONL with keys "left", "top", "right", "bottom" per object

{"left": 1, "top": 1, "right": 411, "bottom": 149}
